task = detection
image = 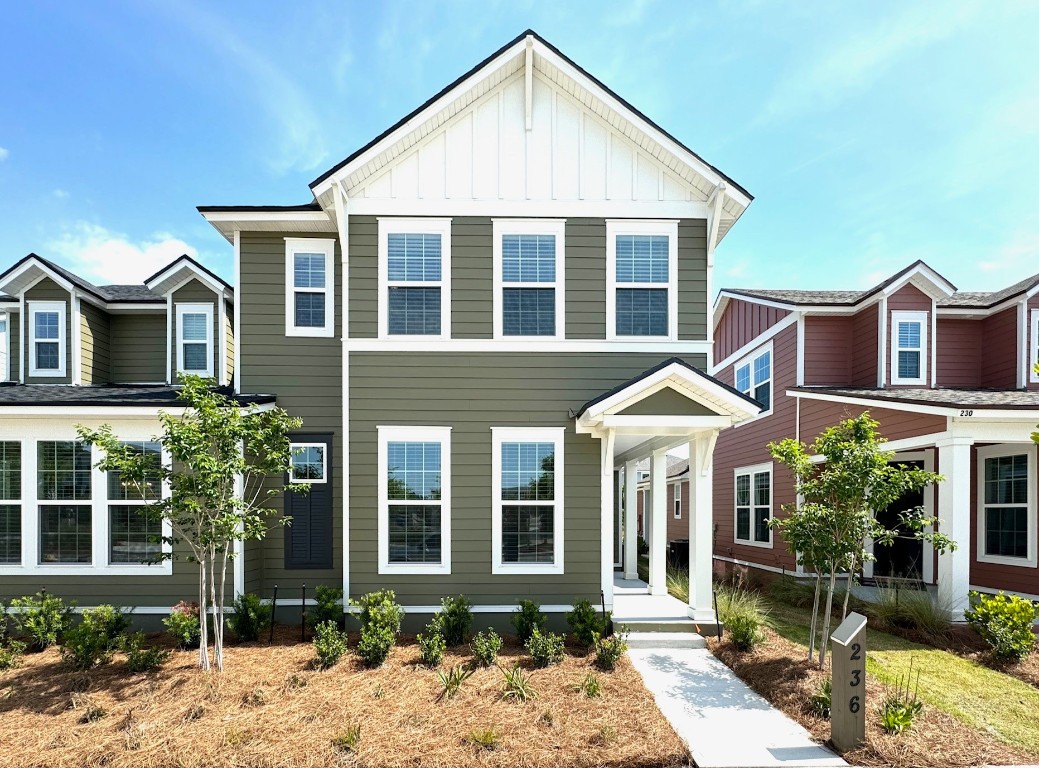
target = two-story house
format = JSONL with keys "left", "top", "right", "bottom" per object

{"left": 196, "top": 30, "right": 760, "bottom": 630}
{"left": 711, "top": 260, "right": 1039, "bottom": 615}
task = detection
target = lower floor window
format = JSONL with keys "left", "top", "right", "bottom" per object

{"left": 109, "top": 505, "right": 162, "bottom": 564}
{"left": 981, "top": 452, "right": 1031, "bottom": 560}
{"left": 735, "top": 465, "right": 771, "bottom": 545}
{"left": 0, "top": 504, "right": 20, "bottom": 564}
{"left": 40, "top": 505, "right": 92, "bottom": 563}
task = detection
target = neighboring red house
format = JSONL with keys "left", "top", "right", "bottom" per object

{"left": 709, "top": 261, "right": 1039, "bottom": 615}
{"left": 634, "top": 456, "right": 690, "bottom": 544}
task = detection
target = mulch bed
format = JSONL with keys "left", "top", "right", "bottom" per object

{"left": 0, "top": 628, "right": 687, "bottom": 768}
{"left": 708, "top": 628, "right": 1037, "bottom": 768}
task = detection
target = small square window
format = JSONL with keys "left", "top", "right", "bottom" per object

{"left": 290, "top": 444, "right": 326, "bottom": 483}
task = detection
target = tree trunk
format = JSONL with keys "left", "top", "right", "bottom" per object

{"left": 208, "top": 545, "right": 220, "bottom": 672}
{"left": 818, "top": 568, "right": 837, "bottom": 669}
{"left": 216, "top": 544, "right": 229, "bottom": 672}
{"left": 808, "top": 570, "right": 822, "bottom": 661}
{"left": 841, "top": 555, "right": 856, "bottom": 621}
{"left": 198, "top": 557, "right": 210, "bottom": 671}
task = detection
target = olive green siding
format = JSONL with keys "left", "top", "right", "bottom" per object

{"left": 617, "top": 387, "right": 717, "bottom": 416}
{"left": 565, "top": 218, "right": 607, "bottom": 339}
{"left": 24, "top": 278, "right": 72, "bottom": 384}
{"left": 171, "top": 279, "right": 219, "bottom": 377}
{"left": 678, "top": 219, "right": 709, "bottom": 340}
{"left": 348, "top": 351, "right": 706, "bottom": 605}
{"left": 451, "top": 218, "right": 493, "bottom": 338}
{"left": 109, "top": 313, "right": 167, "bottom": 383}
{"left": 8, "top": 313, "right": 19, "bottom": 382}
{"left": 348, "top": 215, "right": 377, "bottom": 338}
{"left": 239, "top": 231, "right": 343, "bottom": 594}
{"left": 80, "top": 301, "right": 110, "bottom": 385}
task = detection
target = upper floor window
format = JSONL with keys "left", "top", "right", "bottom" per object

{"left": 735, "top": 463, "right": 771, "bottom": 547}
{"left": 378, "top": 218, "right": 451, "bottom": 339}
{"left": 891, "top": 311, "right": 927, "bottom": 385}
{"left": 29, "top": 301, "right": 66, "bottom": 377}
{"left": 492, "top": 220, "right": 565, "bottom": 339}
{"left": 606, "top": 220, "right": 678, "bottom": 341}
{"left": 735, "top": 344, "right": 772, "bottom": 413}
{"left": 176, "top": 303, "right": 213, "bottom": 378}
{"left": 285, "top": 238, "right": 335, "bottom": 338}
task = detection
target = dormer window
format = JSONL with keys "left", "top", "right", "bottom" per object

{"left": 891, "top": 311, "right": 927, "bottom": 385}
{"left": 176, "top": 303, "right": 213, "bottom": 377}
{"left": 29, "top": 301, "right": 66, "bottom": 377}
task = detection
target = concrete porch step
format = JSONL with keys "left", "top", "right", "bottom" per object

{"left": 626, "top": 631, "right": 706, "bottom": 650}
{"left": 614, "top": 616, "right": 700, "bottom": 633}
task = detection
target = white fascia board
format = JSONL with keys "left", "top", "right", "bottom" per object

{"left": 881, "top": 266, "right": 956, "bottom": 301}
{"left": 199, "top": 211, "right": 332, "bottom": 224}
{"left": 787, "top": 389, "right": 954, "bottom": 417}
{"left": 146, "top": 261, "right": 228, "bottom": 298}
{"left": 0, "top": 258, "right": 77, "bottom": 296}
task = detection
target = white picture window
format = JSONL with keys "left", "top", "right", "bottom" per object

{"left": 492, "top": 219, "right": 565, "bottom": 339}
{"left": 891, "top": 311, "right": 927, "bottom": 385}
{"left": 176, "top": 303, "right": 213, "bottom": 377}
{"left": 976, "top": 446, "right": 1037, "bottom": 568}
{"left": 285, "top": 238, "right": 335, "bottom": 338}
{"left": 289, "top": 443, "right": 327, "bottom": 484}
{"left": 606, "top": 220, "right": 678, "bottom": 341}
{"left": 735, "top": 464, "right": 772, "bottom": 547}
{"left": 492, "top": 427, "right": 565, "bottom": 575}
{"left": 377, "top": 426, "right": 451, "bottom": 574}
{"left": 734, "top": 343, "right": 772, "bottom": 414}
{"left": 378, "top": 218, "right": 451, "bottom": 339}
{"left": 29, "top": 301, "right": 66, "bottom": 377}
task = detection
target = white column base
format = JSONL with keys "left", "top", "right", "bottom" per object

{"left": 688, "top": 607, "right": 717, "bottom": 624}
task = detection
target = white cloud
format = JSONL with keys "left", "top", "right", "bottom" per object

{"left": 52, "top": 189, "right": 69, "bottom": 199}
{"left": 46, "top": 221, "right": 200, "bottom": 284}
{"left": 0, "top": 147, "right": 8, "bottom": 161}
{"left": 977, "top": 230, "right": 1039, "bottom": 276}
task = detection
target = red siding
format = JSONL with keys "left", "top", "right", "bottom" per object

{"left": 798, "top": 400, "right": 946, "bottom": 444}
{"left": 716, "top": 298, "right": 790, "bottom": 363}
{"left": 886, "top": 284, "right": 933, "bottom": 387}
{"left": 666, "top": 480, "right": 691, "bottom": 542}
{"left": 713, "top": 324, "right": 798, "bottom": 571}
{"left": 803, "top": 315, "right": 852, "bottom": 385}
{"left": 936, "top": 318, "right": 983, "bottom": 388}
{"left": 851, "top": 304, "right": 879, "bottom": 386}
{"left": 980, "top": 307, "right": 1018, "bottom": 388}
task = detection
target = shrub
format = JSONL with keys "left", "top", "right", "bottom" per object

{"left": 332, "top": 725, "right": 361, "bottom": 753}
{"left": 227, "top": 593, "right": 272, "bottom": 643}
{"left": 566, "top": 599, "right": 608, "bottom": 647}
{"left": 350, "top": 589, "right": 404, "bottom": 636}
{"left": 417, "top": 615, "right": 446, "bottom": 667}
{"left": 61, "top": 605, "right": 129, "bottom": 669}
{"left": 163, "top": 601, "right": 201, "bottom": 649}
{"left": 312, "top": 620, "right": 348, "bottom": 669}
{"left": 10, "top": 592, "right": 75, "bottom": 650}
{"left": 965, "top": 591, "right": 1039, "bottom": 662}
{"left": 439, "top": 595, "right": 473, "bottom": 646}
{"left": 594, "top": 630, "right": 628, "bottom": 671}
{"left": 470, "top": 629, "right": 503, "bottom": 667}
{"left": 525, "top": 627, "right": 565, "bottom": 668}
{"left": 357, "top": 624, "right": 395, "bottom": 668}
{"left": 309, "top": 586, "right": 344, "bottom": 630}
{"left": 511, "top": 599, "right": 547, "bottom": 644}
{"left": 468, "top": 727, "right": 500, "bottom": 751}
{"left": 809, "top": 679, "right": 831, "bottom": 718}
{"left": 0, "top": 641, "right": 25, "bottom": 671}
{"left": 500, "top": 662, "right": 537, "bottom": 702}
{"left": 725, "top": 614, "right": 765, "bottom": 651}
{"left": 577, "top": 672, "right": 601, "bottom": 698}
{"left": 436, "top": 664, "right": 473, "bottom": 700}
{"left": 718, "top": 584, "right": 769, "bottom": 651}
{"left": 122, "top": 632, "right": 171, "bottom": 674}
{"left": 867, "top": 584, "right": 951, "bottom": 643}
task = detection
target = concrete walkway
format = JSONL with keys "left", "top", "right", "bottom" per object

{"left": 630, "top": 648, "right": 847, "bottom": 768}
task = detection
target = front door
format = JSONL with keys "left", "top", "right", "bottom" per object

{"left": 873, "top": 461, "right": 924, "bottom": 580}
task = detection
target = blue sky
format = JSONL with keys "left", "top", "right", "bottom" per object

{"left": 1, "top": 0, "right": 1037, "bottom": 293}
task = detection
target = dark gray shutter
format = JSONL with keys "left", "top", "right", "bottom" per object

{"left": 284, "top": 433, "right": 333, "bottom": 570}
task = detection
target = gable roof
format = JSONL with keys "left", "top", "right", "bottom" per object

{"left": 144, "top": 254, "right": 233, "bottom": 296}
{"left": 939, "top": 272, "right": 1039, "bottom": 309}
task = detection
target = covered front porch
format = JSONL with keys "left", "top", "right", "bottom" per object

{"left": 575, "top": 358, "right": 761, "bottom": 626}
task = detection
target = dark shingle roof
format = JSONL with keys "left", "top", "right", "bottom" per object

{"left": 725, "top": 288, "right": 869, "bottom": 306}
{"left": 791, "top": 387, "right": 1039, "bottom": 410}
{"left": 0, "top": 384, "right": 274, "bottom": 407}
{"left": 635, "top": 456, "right": 689, "bottom": 480}
{"left": 96, "top": 285, "right": 162, "bottom": 302}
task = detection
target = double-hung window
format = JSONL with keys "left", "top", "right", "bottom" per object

{"left": 735, "top": 464, "right": 771, "bottom": 546}
{"left": 734, "top": 344, "right": 772, "bottom": 413}
{"left": 891, "top": 311, "right": 927, "bottom": 385}
{"left": 379, "top": 219, "right": 451, "bottom": 339}
{"left": 38, "top": 441, "right": 93, "bottom": 564}
{"left": 673, "top": 486, "right": 682, "bottom": 519}
{"left": 108, "top": 441, "right": 163, "bottom": 565}
{"left": 377, "top": 426, "right": 451, "bottom": 574}
{"left": 285, "top": 238, "right": 335, "bottom": 337}
{"left": 493, "top": 220, "right": 565, "bottom": 339}
{"left": 492, "top": 427, "right": 564, "bottom": 574}
{"left": 176, "top": 303, "right": 213, "bottom": 377}
{"left": 606, "top": 220, "right": 678, "bottom": 340}
{"left": 0, "top": 442, "right": 21, "bottom": 564}
{"left": 977, "top": 446, "right": 1036, "bottom": 567}
{"left": 29, "top": 301, "right": 65, "bottom": 377}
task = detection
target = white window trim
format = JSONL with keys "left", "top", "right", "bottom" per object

{"left": 104, "top": 441, "right": 172, "bottom": 569}
{"left": 673, "top": 480, "right": 682, "bottom": 519}
{"left": 377, "top": 425, "right": 452, "bottom": 575}
{"left": 285, "top": 237, "right": 335, "bottom": 338}
{"left": 289, "top": 442, "right": 327, "bottom": 484}
{"left": 175, "top": 303, "right": 214, "bottom": 378}
{"left": 734, "top": 462, "right": 772, "bottom": 548}
{"left": 976, "top": 444, "right": 1037, "bottom": 568}
{"left": 890, "top": 310, "right": 927, "bottom": 385}
{"left": 491, "top": 426, "right": 565, "bottom": 575}
{"left": 1030, "top": 309, "right": 1039, "bottom": 384}
{"left": 491, "top": 219, "right": 566, "bottom": 341}
{"left": 606, "top": 219, "right": 679, "bottom": 342}
{"left": 377, "top": 218, "right": 452, "bottom": 340}
{"left": 732, "top": 340, "right": 774, "bottom": 420}
{"left": 28, "top": 301, "right": 66, "bottom": 378}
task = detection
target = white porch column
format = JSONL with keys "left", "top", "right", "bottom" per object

{"left": 649, "top": 448, "right": 668, "bottom": 595}
{"left": 689, "top": 432, "right": 718, "bottom": 622}
{"left": 624, "top": 459, "right": 638, "bottom": 580}
{"left": 601, "top": 430, "right": 616, "bottom": 610}
{"left": 936, "top": 436, "right": 973, "bottom": 618}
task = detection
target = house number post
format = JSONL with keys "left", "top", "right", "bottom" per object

{"left": 830, "top": 612, "right": 867, "bottom": 752}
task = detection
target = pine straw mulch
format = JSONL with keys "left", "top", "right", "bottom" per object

{"left": 0, "top": 628, "right": 687, "bottom": 768}
{"left": 708, "top": 628, "right": 1037, "bottom": 768}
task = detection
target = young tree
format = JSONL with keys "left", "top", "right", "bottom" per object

{"left": 78, "top": 375, "right": 305, "bottom": 671}
{"left": 769, "top": 413, "right": 954, "bottom": 668}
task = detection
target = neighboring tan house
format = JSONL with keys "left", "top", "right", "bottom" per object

{"left": 711, "top": 260, "right": 1039, "bottom": 615}
{"left": 194, "top": 29, "right": 760, "bottom": 628}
